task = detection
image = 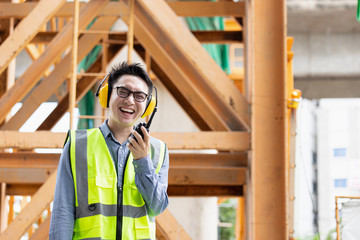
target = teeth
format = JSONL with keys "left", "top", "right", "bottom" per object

{"left": 120, "top": 107, "right": 134, "bottom": 113}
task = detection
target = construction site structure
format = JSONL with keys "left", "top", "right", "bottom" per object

{"left": 0, "top": 0, "right": 295, "bottom": 239}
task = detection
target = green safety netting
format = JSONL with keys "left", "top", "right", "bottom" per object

{"left": 183, "top": 0, "right": 230, "bottom": 73}
{"left": 357, "top": 0, "right": 360, "bottom": 22}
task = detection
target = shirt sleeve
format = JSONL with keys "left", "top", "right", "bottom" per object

{"left": 49, "top": 141, "right": 75, "bottom": 240}
{"left": 133, "top": 145, "right": 169, "bottom": 217}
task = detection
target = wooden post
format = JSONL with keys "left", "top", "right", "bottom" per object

{"left": 0, "top": 183, "right": 7, "bottom": 233}
{"left": 69, "top": 0, "right": 79, "bottom": 130}
{"left": 245, "top": 0, "right": 288, "bottom": 239}
{"left": 127, "top": 0, "right": 134, "bottom": 62}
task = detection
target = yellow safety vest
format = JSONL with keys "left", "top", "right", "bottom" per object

{"left": 69, "top": 128, "right": 166, "bottom": 240}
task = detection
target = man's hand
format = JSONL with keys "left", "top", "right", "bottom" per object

{"left": 127, "top": 126, "right": 150, "bottom": 160}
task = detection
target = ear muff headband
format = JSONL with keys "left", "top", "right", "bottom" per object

{"left": 96, "top": 73, "right": 110, "bottom": 108}
{"left": 141, "top": 95, "right": 156, "bottom": 118}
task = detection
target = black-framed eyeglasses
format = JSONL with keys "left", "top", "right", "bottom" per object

{"left": 114, "top": 86, "right": 148, "bottom": 103}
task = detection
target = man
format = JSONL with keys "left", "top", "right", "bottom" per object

{"left": 49, "top": 62, "right": 169, "bottom": 240}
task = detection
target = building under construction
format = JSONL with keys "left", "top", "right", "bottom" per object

{"left": 0, "top": 0, "right": 359, "bottom": 239}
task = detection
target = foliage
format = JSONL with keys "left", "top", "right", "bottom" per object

{"left": 218, "top": 199, "right": 237, "bottom": 240}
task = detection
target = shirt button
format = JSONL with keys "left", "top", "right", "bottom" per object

{"left": 119, "top": 186, "right": 122, "bottom": 191}
{"left": 119, "top": 164, "right": 123, "bottom": 168}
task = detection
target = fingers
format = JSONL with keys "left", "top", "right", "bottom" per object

{"left": 127, "top": 127, "right": 150, "bottom": 160}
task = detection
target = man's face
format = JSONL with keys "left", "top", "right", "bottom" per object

{"left": 108, "top": 74, "right": 149, "bottom": 128}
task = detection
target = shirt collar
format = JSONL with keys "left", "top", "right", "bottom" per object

{"left": 99, "top": 119, "right": 129, "bottom": 145}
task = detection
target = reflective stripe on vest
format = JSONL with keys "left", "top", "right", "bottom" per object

{"left": 69, "top": 128, "right": 166, "bottom": 240}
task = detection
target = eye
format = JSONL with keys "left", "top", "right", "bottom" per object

{"left": 117, "top": 87, "right": 130, "bottom": 97}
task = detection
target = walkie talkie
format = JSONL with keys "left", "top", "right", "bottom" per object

{"left": 131, "top": 87, "right": 158, "bottom": 141}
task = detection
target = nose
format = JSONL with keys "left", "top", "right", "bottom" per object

{"left": 123, "top": 93, "right": 136, "bottom": 104}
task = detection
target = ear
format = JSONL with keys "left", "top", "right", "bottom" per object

{"left": 141, "top": 95, "right": 156, "bottom": 118}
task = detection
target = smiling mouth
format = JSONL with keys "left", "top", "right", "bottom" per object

{"left": 120, "top": 107, "right": 135, "bottom": 114}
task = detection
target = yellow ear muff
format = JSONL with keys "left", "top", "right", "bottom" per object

{"left": 98, "top": 83, "right": 109, "bottom": 108}
{"left": 141, "top": 95, "right": 156, "bottom": 118}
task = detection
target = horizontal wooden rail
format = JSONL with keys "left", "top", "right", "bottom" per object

{"left": 31, "top": 30, "right": 243, "bottom": 44}
{"left": 0, "top": 1, "right": 245, "bottom": 18}
{"left": 0, "top": 131, "right": 250, "bottom": 151}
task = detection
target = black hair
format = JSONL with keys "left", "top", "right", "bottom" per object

{"left": 107, "top": 62, "right": 153, "bottom": 99}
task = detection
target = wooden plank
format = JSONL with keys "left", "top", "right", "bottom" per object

{"left": 0, "top": 2, "right": 245, "bottom": 18}
{"left": 6, "top": 184, "right": 42, "bottom": 196}
{"left": 0, "top": 168, "right": 55, "bottom": 184}
{"left": 1, "top": 16, "right": 118, "bottom": 130}
{"left": 169, "top": 166, "right": 246, "bottom": 186}
{"left": 246, "top": 0, "right": 288, "bottom": 239}
{"left": 167, "top": 185, "right": 243, "bottom": 197}
{"left": 0, "top": 152, "right": 246, "bottom": 169}
{"left": 0, "top": 0, "right": 65, "bottom": 76}
{"left": 28, "top": 215, "right": 51, "bottom": 240}
{"left": 69, "top": 0, "right": 80, "bottom": 130}
{"left": 1, "top": 166, "right": 245, "bottom": 185}
{"left": 0, "top": 183, "right": 6, "bottom": 232}
{"left": 156, "top": 209, "right": 192, "bottom": 240}
{"left": 0, "top": 131, "right": 250, "bottom": 151}
{"left": 167, "top": 1, "right": 245, "bottom": 17}
{"left": 31, "top": 30, "right": 243, "bottom": 45}
{"left": 6, "top": 184, "right": 245, "bottom": 197}
{"left": 0, "top": 170, "right": 56, "bottom": 240}
{"left": 121, "top": 0, "right": 250, "bottom": 131}
{"left": 0, "top": 0, "right": 110, "bottom": 125}
{"left": 170, "top": 152, "right": 248, "bottom": 167}
{"left": 0, "top": 153, "right": 59, "bottom": 168}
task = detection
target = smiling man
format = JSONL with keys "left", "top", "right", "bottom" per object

{"left": 49, "top": 62, "right": 169, "bottom": 240}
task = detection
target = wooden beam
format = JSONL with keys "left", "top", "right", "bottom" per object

{"left": 0, "top": 131, "right": 249, "bottom": 151}
{"left": 1, "top": 16, "right": 118, "bottom": 130}
{"left": 0, "top": 152, "right": 246, "bottom": 169}
{"left": 0, "top": 0, "right": 110, "bottom": 125}
{"left": 6, "top": 184, "right": 42, "bottom": 196}
{"left": 31, "top": 30, "right": 243, "bottom": 45}
{"left": 169, "top": 166, "right": 246, "bottom": 186}
{"left": 0, "top": 0, "right": 65, "bottom": 75}
{"left": 0, "top": 170, "right": 56, "bottom": 240}
{"left": 0, "top": 168, "right": 55, "bottom": 184}
{"left": 6, "top": 184, "right": 245, "bottom": 197}
{"left": 167, "top": 1, "right": 245, "bottom": 17}
{"left": 167, "top": 185, "right": 243, "bottom": 197}
{"left": 1, "top": 166, "right": 245, "bottom": 185}
{"left": 0, "top": 153, "right": 59, "bottom": 168}
{"left": 0, "top": 1, "right": 245, "bottom": 18}
{"left": 28, "top": 215, "right": 51, "bottom": 240}
{"left": 0, "top": 183, "right": 6, "bottom": 233}
{"left": 246, "top": 0, "right": 288, "bottom": 239}
{"left": 156, "top": 209, "right": 192, "bottom": 240}
{"left": 170, "top": 152, "right": 248, "bottom": 167}
{"left": 120, "top": 0, "right": 249, "bottom": 131}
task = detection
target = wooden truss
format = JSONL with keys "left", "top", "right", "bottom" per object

{"left": 0, "top": 0, "right": 288, "bottom": 239}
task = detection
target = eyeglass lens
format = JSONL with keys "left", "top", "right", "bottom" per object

{"left": 116, "top": 87, "right": 147, "bottom": 102}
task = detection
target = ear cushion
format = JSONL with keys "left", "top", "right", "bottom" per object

{"left": 141, "top": 95, "right": 156, "bottom": 118}
{"left": 98, "top": 83, "right": 109, "bottom": 108}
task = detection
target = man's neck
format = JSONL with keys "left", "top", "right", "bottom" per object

{"left": 107, "top": 120, "right": 133, "bottom": 144}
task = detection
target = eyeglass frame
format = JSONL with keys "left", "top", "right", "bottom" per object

{"left": 113, "top": 86, "right": 149, "bottom": 103}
